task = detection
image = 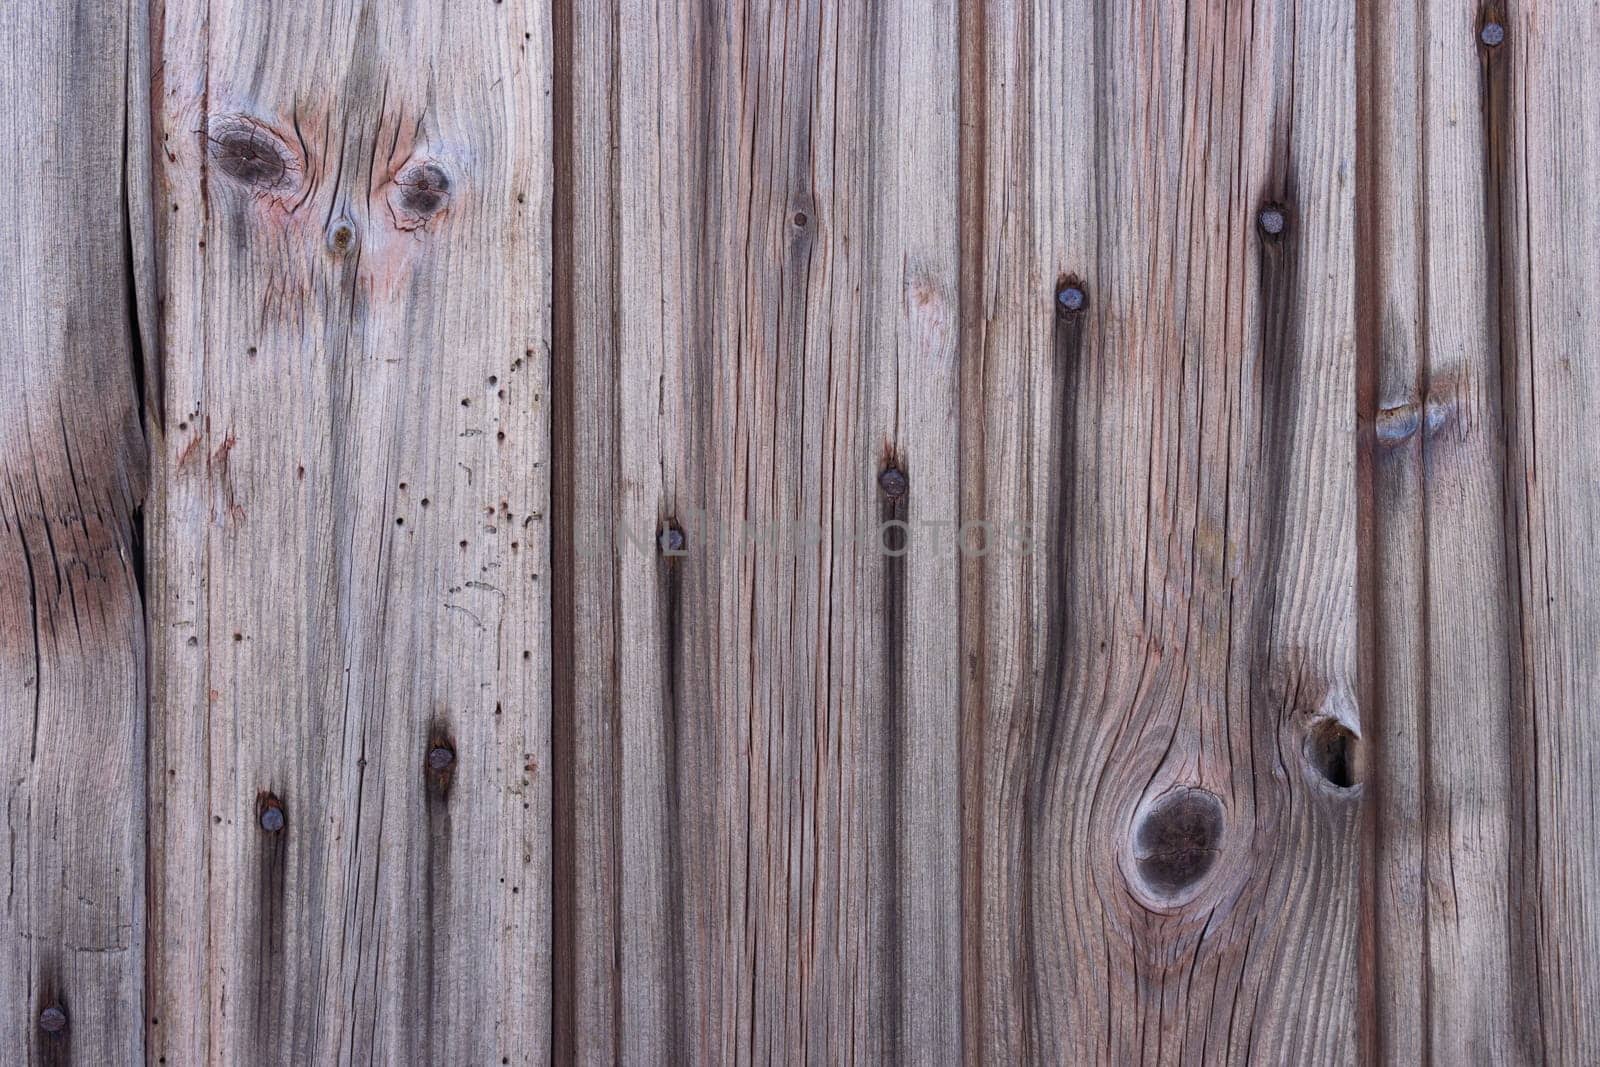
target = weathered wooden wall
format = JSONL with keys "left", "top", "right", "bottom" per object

{"left": 2, "top": 0, "right": 1598, "bottom": 1063}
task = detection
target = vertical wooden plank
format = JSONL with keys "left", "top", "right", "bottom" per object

{"left": 1497, "top": 1, "right": 1600, "bottom": 1057}
{"left": 146, "top": 3, "right": 552, "bottom": 1063}
{"left": 965, "top": 0, "right": 1360, "bottom": 1060}
{"left": 1362, "top": 0, "right": 1523, "bottom": 1060}
{"left": 598, "top": 0, "right": 961, "bottom": 1059}
{"left": 0, "top": 0, "right": 147, "bottom": 1062}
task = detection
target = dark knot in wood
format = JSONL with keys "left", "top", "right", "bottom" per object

{"left": 1132, "top": 787, "right": 1225, "bottom": 898}
{"left": 208, "top": 118, "right": 291, "bottom": 188}
{"left": 397, "top": 163, "right": 452, "bottom": 216}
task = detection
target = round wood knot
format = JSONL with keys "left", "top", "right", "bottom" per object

{"left": 392, "top": 161, "right": 453, "bottom": 229}
{"left": 327, "top": 219, "right": 357, "bottom": 256}
{"left": 1132, "top": 787, "right": 1225, "bottom": 898}
{"left": 208, "top": 117, "right": 293, "bottom": 189}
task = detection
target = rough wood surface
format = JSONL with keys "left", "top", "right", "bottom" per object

{"left": 963, "top": 0, "right": 1362, "bottom": 1061}
{"left": 8, "top": 0, "right": 1600, "bottom": 1063}
{"left": 1363, "top": 2, "right": 1600, "bottom": 1061}
{"left": 143, "top": 2, "right": 552, "bottom": 1063}
{"left": 563, "top": 1, "right": 963, "bottom": 1060}
{"left": 0, "top": 0, "right": 149, "bottom": 1062}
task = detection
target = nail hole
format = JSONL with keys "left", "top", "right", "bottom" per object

{"left": 1132, "top": 787, "right": 1225, "bottom": 898}
{"left": 658, "top": 523, "right": 686, "bottom": 555}
{"left": 425, "top": 731, "right": 457, "bottom": 799}
{"left": 1054, "top": 277, "right": 1088, "bottom": 318}
{"left": 878, "top": 467, "right": 908, "bottom": 500}
{"left": 1257, "top": 204, "right": 1288, "bottom": 238}
{"left": 258, "top": 793, "right": 286, "bottom": 833}
{"left": 1305, "top": 719, "right": 1359, "bottom": 790}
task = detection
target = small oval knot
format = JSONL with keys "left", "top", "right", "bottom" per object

{"left": 208, "top": 116, "right": 293, "bottom": 189}
{"left": 1132, "top": 787, "right": 1225, "bottom": 898}
{"left": 327, "top": 219, "right": 357, "bottom": 256}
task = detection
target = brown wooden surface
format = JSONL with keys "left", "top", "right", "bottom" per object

{"left": 3, "top": 0, "right": 1600, "bottom": 1063}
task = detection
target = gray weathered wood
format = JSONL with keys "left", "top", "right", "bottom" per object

{"left": 567, "top": 0, "right": 964, "bottom": 1060}
{"left": 8, "top": 0, "right": 1600, "bottom": 1061}
{"left": 0, "top": 0, "right": 149, "bottom": 1062}
{"left": 1363, "top": 1, "right": 1600, "bottom": 1059}
{"left": 143, "top": 3, "right": 552, "bottom": 1062}
{"left": 1361, "top": 0, "right": 1521, "bottom": 1060}
{"left": 963, "top": 0, "right": 1361, "bottom": 1061}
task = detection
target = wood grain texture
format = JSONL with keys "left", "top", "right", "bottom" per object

{"left": 1362, "top": 1, "right": 1600, "bottom": 1060}
{"left": 1361, "top": 1, "right": 1520, "bottom": 1060}
{"left": 8, "top": 0, "right": 1600, "bottom": 1061}
{"left": 561, "top": 0, "right": 963, "bottom": 1060}
{"left": 549, "top": 0, "right": 621, "bottom": 1061}
{"left": 0, "top": 0, "right": 149, "bottom": 1062}
{"left": 143, "top": 2, "right": 552, "bottom": 1063}
{"left": 963, "top": 0, "right": 1361, "bottom": 1062}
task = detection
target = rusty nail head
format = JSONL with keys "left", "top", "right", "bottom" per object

{"left": 39, "top": 1006, "right": 67, "bottom": 1034}
{"left": 1481, "top": 22, "right": 1505, "bottom": 47}
{"left": 1057, "top": 285, "right": 1086, "bottom": 313}
{"left": 1258, "top": 207, "right": 1287, "bottom": 236}
{"left": 659, "top": 527, "right": 686, "bottom": 554}
{"left": 260, "top": 805, "right": 285, "bottom": 833}
{"left": 428, "top": 746, "right": 455, "bottom": 771}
